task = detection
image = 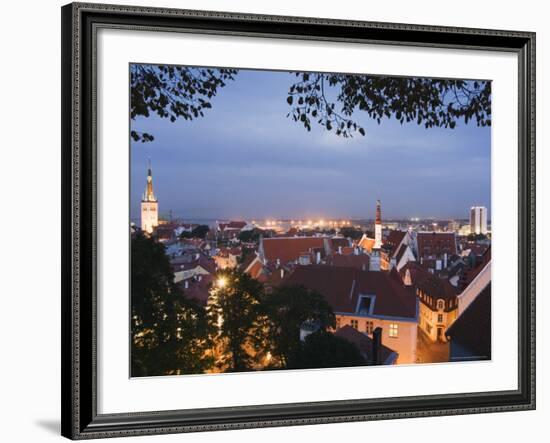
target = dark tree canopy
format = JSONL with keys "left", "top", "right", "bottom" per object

{"left": 238, "top": 228, "right": 263, "bottom": 243}
{"left": 179, "top": 224, "right": 210, "bottom": 239}
{"left": 206, "top": 270, "right": 266, "bottom": 372}
{"left": 131, "top": 232, "right": 210, "bottom": 376}
{"left": 340, "top": 227, "right": 364, "bottom": 240}
{"left": 130, "top": 64, "right": 238, "bottom": 142}
{"left": 286, "top": 73, "right": 491, "bottom": 137}
{"left": 130, "top": 66, "right": 491, "bottom": 142}
{"left": 287, "top": 330, "right": 367, "bottom": 370}
{"left": 262, "top": 285, "right": 335, "bottom": 367}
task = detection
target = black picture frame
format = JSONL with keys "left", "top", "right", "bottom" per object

{"left": 61, "top": 2, "right": 536, "bottom": 439}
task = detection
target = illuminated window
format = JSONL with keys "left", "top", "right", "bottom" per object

{"left": 437, "top": 299, "right": 444, "bottom": 310}
{"left": 350, "top": 319, "right": 358, "bottom": 329}
{"left": 365, "top": 321, "right": 374, "bottom": 335}
{"left": 389, "top": 323, "right": 399, "bottom": 338}
{"left": 437, "top": 314, "right": 443, "bottom": 323}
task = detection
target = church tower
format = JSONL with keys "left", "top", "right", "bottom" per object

{"left": 374, "top": 199, "right": 382, "bottom": 249}
{"left": 141, "top": 160, "right": 158, "bottom": 234}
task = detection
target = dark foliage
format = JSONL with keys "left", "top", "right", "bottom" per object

{"left": 206, "top": 270, "right": 266, "bottom": 372}
{"left": 131, "top": 232, "right": 210, "bottom": 376}
{"left": 262, "top": 285, "right": 335, "bottom": 367}
{"left": 130, "top": 64, "right": 238, "bottom": 141}
{"left": 238, "top": 228, "right": 263, "bottom": 243}
{"left": 130, "top": 66, "right": 491, "bottom": 142}
{"left": 286, "top": 73, "right": 491, "bottom": 137}
{"left": 287, "top": 330, "right": 367, "bottom": 369}
{"left": 179, "top": 224, "right": 210, "bottom": 239}
{"left": 340, "top": 227, "right": 364, "bottom": 240}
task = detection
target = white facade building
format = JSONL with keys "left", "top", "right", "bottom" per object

{"left": 470, "top": 206, "right": 488, "bottom": 235}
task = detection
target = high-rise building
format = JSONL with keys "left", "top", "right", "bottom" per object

{"left": 141, "top": 160, "right": 159, "bottom": 234}
{"left": 470, "top": 206, "right": 488, "bottom": 235}
{"left": 374, "top": 199, "right": 382, "bottom": 249}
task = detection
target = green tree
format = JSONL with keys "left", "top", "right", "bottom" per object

{"left": 131, "top": 232, "right": 211, "bottom": 376}
{"left": 206, "top": 270, "right": 266, "bottom": 372}
{"left": 287, "top": 330, "right": 367, "bottom": 370}
{"left": 263, "top": 285, "right": 335, "bottom": 367}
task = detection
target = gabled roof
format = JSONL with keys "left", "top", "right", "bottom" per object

{"left": 395, "top": 243, "right": 409, "bottom": 265}
{"left": 384, "top": 230, "right": 406, "bottom": 256}
{"left": 417, "top": 232, "right": 457, "bottom": 257}
{"left": 335, "top": 325, "right": 397, "bottom": 364}
{"left": 461, "top": 246, "right": 491, "bottom": 289}
{"left": 446, "top": 283, "right": 491, "bottom": 359}
{"left": 399, "top": 261, "right": 432, "bottom": 285}
{"left": 261, "top": 237, "right": 327, "bottom": 264}
{"left": 358, "top": 235, "right": 375, "bottom": 253}
{"left": 219, "top": 220, "right": 247, "bottom": 231}
{"left": 281, "top": 265, "right": 417, "bottom": 319}
{"left": 416, "top": 272, "right": 457, "bottom": 301}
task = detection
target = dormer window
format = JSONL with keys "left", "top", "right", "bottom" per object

{"left": 357, "top": 295, "right": 375, "bottom": 315}
{"left": 437, "top": 299, "right": 445, "bottom": 310}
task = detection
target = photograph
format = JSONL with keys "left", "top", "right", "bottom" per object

{"left": 129, "top": 64, "right": 492, "bottom": 377}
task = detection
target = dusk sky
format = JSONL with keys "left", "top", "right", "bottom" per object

{"left": 130, "top": 67, "right": 491, "bottom": 222}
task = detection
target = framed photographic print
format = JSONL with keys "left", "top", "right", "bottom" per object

{"left": 61, "top": 2, "right": 536, "bottom": 439}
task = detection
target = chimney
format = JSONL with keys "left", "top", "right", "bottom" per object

{"left": 372, "top": 327, "right": 383, "bottom": 365}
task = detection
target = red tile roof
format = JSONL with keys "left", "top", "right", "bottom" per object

{"left": 224, "top": 221, "right": 247, "bottom": 230}
{"left": 384, "top": 230, "right": 406, "bottom": 256}
{"left": 281, "top": 265, "right": 417, "bottom": 319}
{"left": 399, "top": 261, "right": 432, "bottom": 284}
{"left": 328, "top": 254, "right": 370, "bottom": 271}
{"left": 417, "top": 232, "right": 457, "bottom": 257}
{"left": 340, "top": 246, "right": 356, "bottom": 256}
{"left": 358, "top": 236, "right": 375, "bottom": 252}
{"left": 261, "top": 237, "right": 327, "bottom": 264}
{"left": 180, "top": 274, "right": 213, "bottom": 306}
{"left": 330, "top": 237, "right": 351, "bottom": 250}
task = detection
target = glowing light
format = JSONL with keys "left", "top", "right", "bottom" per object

{"left": 216, "top": 277, "right": 227, "bottom": 288}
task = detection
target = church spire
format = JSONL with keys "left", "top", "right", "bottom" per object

{"left": 375, "top": 199, "right": 382, "bottom": 225}
{"left": 143, "top": 159, "right": 157, "bottom": 202}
